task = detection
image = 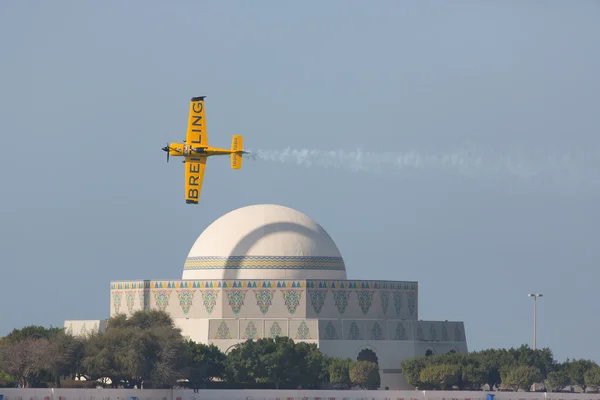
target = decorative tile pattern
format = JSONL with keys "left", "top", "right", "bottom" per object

{"left": 254, "top": 289, "right": 276, "bottom": 315}
{"left": 215, "top": 321, "right": 232, "bottom": 339}
{"left": 125, "top": 290, "right": 135, "bottom": 314}
{"left": 393, "top": 291, "right": 402, "bottom": 317}
{"left": 407, "top": 291, "right": 416, "bottom": 316}
{"left": 242, "top": 321, "right": 258, "bottom": 339}
{"left": 305, "top": 280, "right": 417, "bottom": 290}
{"left": 281, "top": 289, "right": 303, "bottom": 315}
{"left": 356, "top": 290, "right": 375, "bottom": 315}
{"left": 309, "top": 289, "right": 327, "bottom": 315}
{"left": 348, "top": 321, "right": 362, "bottom": 340}
{"left": 269, "top": 321, "right": 282, "bottom": 338}
{"left": 324, "top": 321, "right": 338, "bottom": 340}
{"left": 154, "top": 289, "right": 171, "bottom": 311}
{"left": 226, "top": 289, "right": 247, "bottom": 315}
{"left": 112, "top": 279, "right": 417, "bottom": 291}
{"left": 380, "top": 291, "right": 390, "bottom": 315}
{"left": 112, "top": 290, "right": 122, "bottom": 314}
{"left": 442, "top": 324, "right": 449, "bottom": 341}
{"left": 394, "top": 322, "right": 407, "bottom": 340}
{"left": 332, "top": 290, "right": 350, "bottom": 315}
{"left": 417, "top": 325, "right": 425, "bottom": 341}
{"left": 430, "top": 324, "right": 438, "bottom": 341}
{"left": 371, "top": 321, "right": 384, "bottom": 340}
{"left": 184, "top": 255, "right": 346, "bottom": 271}
{"left": 201, "top": 289, "right": 218, "bottom": 315}
{"left": 455, "top": 324, "right": 464, "bottom": 341}
{"left": 176, "top": 289, "right": 195, "bottom": 315}
{"left": 296, "top": 321, "right": 311, "bottom": 340}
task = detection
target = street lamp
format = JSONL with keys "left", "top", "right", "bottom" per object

{"left": 528, "top": 293, "right": 543, "bottom": 350}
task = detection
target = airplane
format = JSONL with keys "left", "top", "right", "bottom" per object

{"left": 161, "top": 96, "right": 247, "bottom": 204}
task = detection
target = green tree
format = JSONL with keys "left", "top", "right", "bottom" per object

{"left": 44, "top": 331, "right": 85, "bottom": 387}
{"left": 546, "top": 370, "right": 570, "bottom": 392}
{"left": 258, "top": 337, "right": 304, "bottom": 389}
{"left": 400, "top": 357, "right": 427, "bottom": 388}
{"left": 501, "top": 365, "right": 542, "bottom": 391}
{"left": 185, "top": 340, "right": 226, "bottom": 388}
{"left": 80, "top": 310, "right": 187, "bottom": 388}
{"left": 293, "top": 341, "right": 329, "bottom": 388}
{"left": 2, "top": 326, "right": 62, "bottom": 343}
{"left": 0, "top": 369, "right": 17, "bottom": 388}
{"left": 349, "top": 360, "right": 380, "bottom": 390}
{"left": 461, "top": 363, "right": 488, "bottom": 390}
{"left": 328, "top": 358, "right": 352, "bottom": 389}
{"left": 419, "top": 364, "right": 461, "bottom": 390}
{"left": 584, "top": 367, "right": 600, "bottom": 391}
{"left": 225, "top": 337, "right": 329, "bottom": 389}
{"left": 565, "top": 359, "right": 598, "bottom": 392}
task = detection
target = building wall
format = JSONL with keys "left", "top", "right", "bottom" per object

{"left": 65, "top": 279, "right": 462, "bottom": 390}
{"left": 174, "top": 318, "right": 209, "bottom": 343}
{"left": 64, "top": 320, "right": 106, "bottom": 336}
{"left": 109, "top": 280, "right": 419, "bottom": 321}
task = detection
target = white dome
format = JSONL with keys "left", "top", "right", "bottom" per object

{"left": 182, "top": 204, "right": 347, "bottom": 281}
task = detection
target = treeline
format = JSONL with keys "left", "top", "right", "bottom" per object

{"left": 2, "top": 311, "right": 599, "bottom": 392}
{"left": 401, "top": 347, "right": 600, "bottom": 392}
{"left": 0, "top": 310, "right": 378, "bottom": 390}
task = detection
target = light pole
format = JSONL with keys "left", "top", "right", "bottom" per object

{"left": 528, "top": 293, "right": 543, "bottom": 350}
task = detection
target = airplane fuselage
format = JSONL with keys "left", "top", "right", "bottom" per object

{"left": 166, "top": 142, "right": 238, "bottom": 158}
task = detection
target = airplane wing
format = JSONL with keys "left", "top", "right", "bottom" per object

{"left": 185, "top": 96, "right": 208, "bottom": 147}
{"left": 185, "top": 157, "right": 206, "bottom": 204}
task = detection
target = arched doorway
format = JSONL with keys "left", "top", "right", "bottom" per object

{"left": 357, "top": 348, "right": 379, "bottom": 365}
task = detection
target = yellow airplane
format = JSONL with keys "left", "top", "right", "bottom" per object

{"left": 161, "top": 96, "right": 247, "bottom": 204}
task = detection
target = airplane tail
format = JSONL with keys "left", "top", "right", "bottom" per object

{"left": 230, "top": 134, "right": 243, "bottom": 169}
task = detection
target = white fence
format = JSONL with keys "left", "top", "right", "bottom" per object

{"left": 0, "top": 390, "right": 599, "bottom": 400}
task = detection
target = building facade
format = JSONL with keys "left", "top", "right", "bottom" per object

{"left": 65, "top": 204, "right": 468, "bottom": 389}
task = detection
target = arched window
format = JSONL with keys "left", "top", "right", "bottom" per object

{"left": 357, "top": 348, "right": 379, "bottom": 364}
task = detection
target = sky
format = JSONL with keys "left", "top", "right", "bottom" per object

{"left": 1, "top": 1, "right": 599, "bottom": 363}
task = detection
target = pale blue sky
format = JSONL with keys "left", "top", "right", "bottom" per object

{"left": 1, "top": 1, "right": 599, "bottom": 362}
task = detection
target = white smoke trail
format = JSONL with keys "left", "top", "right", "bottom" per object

{"left": 244, "top": 146, "right": 598, "bottom": 184}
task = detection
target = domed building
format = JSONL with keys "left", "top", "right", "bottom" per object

{"left": 64, "top": 204, "right": 468, "bottom": 389}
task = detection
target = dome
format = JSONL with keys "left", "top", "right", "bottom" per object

{"left": 182, "top": 204, "right": 347, "bottom": 281}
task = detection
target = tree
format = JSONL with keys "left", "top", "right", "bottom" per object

{"left": 80, "top": 310, "right": 187, "bottom": 388}
{"left": 501, "top": 365, "right": 542, "bottom": 391}
{"left": 0, "top": 337, "right": 49, "bottom": 387}
{"left": 185, "top": 340, "right": 226, "bottom": 388}
{"left": 546, "top": 370, "right": 570, "bottom": 392}
{"left": 565, "top": 359, "right": 599, "bottom": 392}
{"left": 461, "top": 363, "right": 488, "bottom": 390}
{"left": 2, "top": 326, "right": 62, "bottom": 343}
{"left": 44, "top": 331, "right": 84, "bottom": 387}
{"left": 257, "top": 337, "right": 303, "bottom": 389}
{"left": 419, "top": 364, "right": 461, "bottom": 390}
{"left": 225, "top": 337, "right": 302, "bottom": 389}
{"left": 293, "top": 341, "right": 329, "bottom": 388}
{"left": 349, "top": 360, "right": 380, "bottom": 390}
{"left": 584, "top": 367, "right": 600, "bottom": 391}
{"left": 225, "top": 337, "right": 329, "bottom": 389}
{"left": 329, "top": 358, "right": 352, "bottom": 389}
{"left": 401, "top": 357, "right": 426, "bottom": 388}
{"left": 0, "top": 369, "right": 17, "bottom": 388}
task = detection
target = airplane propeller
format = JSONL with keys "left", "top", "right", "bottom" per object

{"left": 162, "top": 143, "right": 170, "bottom": 163}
